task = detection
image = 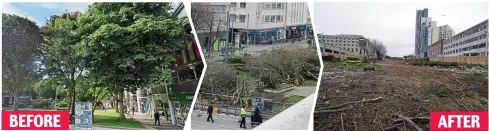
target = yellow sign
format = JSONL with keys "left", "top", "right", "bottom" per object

{"left": 213, "top": 107, "right": 218, "bottom": 114}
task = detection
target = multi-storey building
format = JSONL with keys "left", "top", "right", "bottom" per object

{"left": 428, "top": 39, "right": 444, "bottom": 57}
{"left": 428, "top": 18, "right": 439, "bottom": 45}
{"left": 317, "top": 34, "right": 373, "bottom": 57}
{"left": 443, "top": 19, "right": 488, "bottom": 56}
{"left": 415, "top": 8, "right": 429, "bottom": 57}
{"left": 438, "top": 25, "right": 455, "bottom": 40}
{"left": 228, "top": 2, "right": 311, "bottom": 45}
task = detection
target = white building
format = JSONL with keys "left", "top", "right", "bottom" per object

{"left": 428, "top": 18, "right": 439, "bottom": 45}
{"left": 318, "top": 34, "right": 372, "bottom": 57}
{"left": 443, "top": 19, "right": 488, "bottom": 56}
{"left": 438, "top": 24, "right": 455, "bottom": 40}
{"left": 229, "top": 2, "right": 311, "bottom": 44}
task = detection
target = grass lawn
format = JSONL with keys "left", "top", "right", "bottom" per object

{"left": 93, "top": 109, "right": 145, "bottom": 129}
{"left": 286, "top": 95, "right": 305, "bottom": 103}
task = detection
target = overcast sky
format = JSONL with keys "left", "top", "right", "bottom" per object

{"left": 314, "top": 2, "right": 488, "bottom": 57}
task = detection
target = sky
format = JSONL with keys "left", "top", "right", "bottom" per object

{"left": 2, "top": 2, "right": 182, "bottom": 26}
{"left": 314, "top": 2, "right": 488, "bottom": 57}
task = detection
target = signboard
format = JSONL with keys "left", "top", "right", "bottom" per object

{"left": 74, "top": 102, "right": 92, "bottom": 130}
{"left": 167, "top": 80, "right": 198, "bottom": 102}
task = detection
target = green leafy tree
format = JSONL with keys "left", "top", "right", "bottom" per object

{"left": 40, "top": 11, "right": 86, "bottom": 115}
{"left": 78, "top": 3, "right": 189, "bottom": 119}
{"left": 2, "top": 13, "right": 43, "bottom": 110}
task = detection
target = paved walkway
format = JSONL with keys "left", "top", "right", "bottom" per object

{"left": 254, "top": 94, "right": 314, "bottom": 130}
{"left": 127, "top": 113, "right": 183, "bottom": 130}
{"left": 284, "top": 86, "right": 317, "bottom": 98}
{"left": 191, "top": 110, "right": 254, "bottom": 130}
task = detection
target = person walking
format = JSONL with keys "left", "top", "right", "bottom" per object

{"left": 207, "top": 103, "right": 214, "bottom": 123}
{"left": 154, "top": 109, "right": 161, "bottom": 126}
{"left": 132, "top": 106, "right": 135, "bottom": 115}
{"left": 240, "top": 105, "right": 247, "bottom": 129}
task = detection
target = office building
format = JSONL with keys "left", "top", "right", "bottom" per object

{"left": 438, "top": 25, "right": 455, "bottom": 40}
{"left": 415, "top": 8, "right": 429, "bottom": 57}
{"left": 428, "top": 18, "right": 439, "bottom": 45}
{"left": 318, "top": 34, "right": 373, "bottom": 57}
{"left": 443, "top": 19, "right": 488, "bottom": 56}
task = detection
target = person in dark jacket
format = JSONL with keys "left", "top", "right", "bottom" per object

{"left": 207, "top": 102, "right": 214, "bottom": 122}
{"left": 154, "top": 109, "right": 160, "bottom": 126}
{"left": 132, "top": 106, "right": 135, "bottom": 115}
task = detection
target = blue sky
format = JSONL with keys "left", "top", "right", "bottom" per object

{"left": 2, "top": 2, "right": 182, "bottom": 26}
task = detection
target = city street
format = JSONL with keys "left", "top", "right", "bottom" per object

{"left": 190, "top": 110, "right": 253, "bottom": 130}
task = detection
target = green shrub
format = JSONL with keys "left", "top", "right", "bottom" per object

{"left": 56, "top": 100, "right": 69, "bottom": 108}
{"left": 229, "top": 56, "right": 246, "bottom": 64}
{"left": 25, "top": 98, "right": 53, "bottom": 108}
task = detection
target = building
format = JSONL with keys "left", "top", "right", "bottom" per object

{"left": 428, "top": 18, "right": 439, "bottom": 45}
{"left": 195, "top": 2, "right": 311, "bottom": 48}
{"left": 443, "top": 19, "right": 488, "bottom": 56}
{"left": 438, "top": 25, "right": 455, "bottom": 40}
{"left": 428, "top": 39, "right": 444, "bottom": 57}
{"left": 318, "top": 34, "right": 373, "bottom": 57}
{"left": 415, "top": 8, "right": 429, "bottom": 57}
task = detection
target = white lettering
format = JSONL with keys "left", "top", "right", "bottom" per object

{"left": 34, "top": 115, "right": 43, "bottom": 127}
{"left": 438, "top": 115, "right": 448, "bottom": 128}
{"left": 18, "top": 115, "right": 26, "bottom": 127}
{"left": 10, "top": 115, "right": 18, "bottom": 127}
{"left": 472, "top": 115, "right": 480, "bottom": 128}
{"left": 52, "top": 115, "right": 60, "bottom": 127}
{"left": 26, "top": 115, "right": 34, "bottom": 127}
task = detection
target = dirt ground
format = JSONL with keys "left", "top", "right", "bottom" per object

{"left": 314, "top": 60, "right": 488, "bottom": 131}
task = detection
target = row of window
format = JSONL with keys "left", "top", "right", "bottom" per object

{"left": 264, "top": 3, "right": 284, "bottom": 9}
{"left": 264, "top": 15, "right": 283, "bottom": 23}
{"left": 319, "top": 37, "right": 360, "bottom": 40}
{"left": 448, "top": 21, "right": 487, "bottom": 42}
{"left": 230, "top": 14, "right": 247, "bottom": 22}
{"left": 322, "top": 43, "right": 360, "bottom": 47}
{"left": 444, "top": 43, "right": 487, "bottom": 55}
{"left": 445, "top": 33, "right": 487, "bottom": 50}
{"left": 320, "top": 39, "right": 359, "bottom": 43}
{"left": 230, "top": 2, "right": 246, "bottom": 8}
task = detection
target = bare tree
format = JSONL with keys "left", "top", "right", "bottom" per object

{"left": 368, "top": 39, "right": 387, "bottom": 60}
{"left": 191, "top": 3, "right": 226, "bottom": 57}
{"left": 200, "top": 63, "right": 237, "bottom": 96}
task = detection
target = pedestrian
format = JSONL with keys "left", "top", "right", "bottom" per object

{"left": 240, "top": 105, "right": 247, "bottom": 129}
{"left": 154, "top": 109, "right": 161, "bottom": 126}
{"left": 207, "top": 102, "right": 214, "bottom": 123}
{"left": 132, "top": 106, "right": 135, "bottom": 115}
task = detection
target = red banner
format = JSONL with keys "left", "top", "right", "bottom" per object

{"left": 1, "top": 111, "right": 70, "bottom": 130}
{"left": 430, "top": 111, "right": 488, "bottom": 130}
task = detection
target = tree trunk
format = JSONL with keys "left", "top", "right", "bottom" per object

{"left": 118, "top": 89, "right": 125, "bottom": 120}
{"left": 13, "top": 93, "right": 19, "bottom": 110}
{"left": 71, "top": 87, "right": 76, "bottom": 115}
{"left": 115, "top": 100, "right": 119, "bottom": 113}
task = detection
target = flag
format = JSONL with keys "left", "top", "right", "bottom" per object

{"left": 213, "top": 37, "right": 219, "bottom": 52}
{"left": 186, "top": 41, "right": 195, "bottom": 61}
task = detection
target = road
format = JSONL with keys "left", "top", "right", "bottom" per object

{"left": 190, "top": 110, "right": 254, "bottom": 130}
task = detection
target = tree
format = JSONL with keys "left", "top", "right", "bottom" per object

{"left": 191, "top": 3, "right": 226, "bottom": 57}
{"left": 77, "top": 3, "right": 189, "bottom": 119}
{"left": 2, "top": 13, "right": 43, "bottom": 110}
{"left": 246, "top": 44, "right": 320, "bottom": 88}
{"left": 368, "top": 39, "right": 387, "bottom": 60}
{"left": 41, "top": 11, "right": 86, "bottom": 115}
{"left": 200, "top": 63, "right": 237, "bottom": 96}
{"left": 76, "top": 72, "right": 109, "bottom": 122}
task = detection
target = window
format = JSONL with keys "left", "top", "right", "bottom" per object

{"left": 265, "top": 3, "right": 271, "bottom": 8}
{"left": 270, "top": 15, "right": 276, "bottom": 22}
{"left": 277, "top": 3, "right": 282, "bottom": 8}
{"left": 271, "top": 3, "right": 277, "bottom": 8}
{"left": 264, "top": 15, "right": 270, "bottom": 22}
{"left": 239, "top": 15, "right": 246, "bottom": 22}
{"left": 240, "top": 3, "right": 246, "bottom": 8}
{"left": 277, "top": 15, "right": 282, "bottom": 22}
{"left": 231, "top": 2, "right": 237, "bottom": 7}
{"left": 230, "top": 14, "right": 236, "bottom": 22}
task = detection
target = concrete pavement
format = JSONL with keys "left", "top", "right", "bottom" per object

{"left": 253, "top": 94, "right": 314, "bottom": 130}
{"left": 191, "top": 110, "right": 254, "bottom": 130}
{"left": 284, "top": 86, "right": 317, "bottom": 98}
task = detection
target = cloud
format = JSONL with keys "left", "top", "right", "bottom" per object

{"left": 2, "top": 3, "right": 43, "bottom": 26}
